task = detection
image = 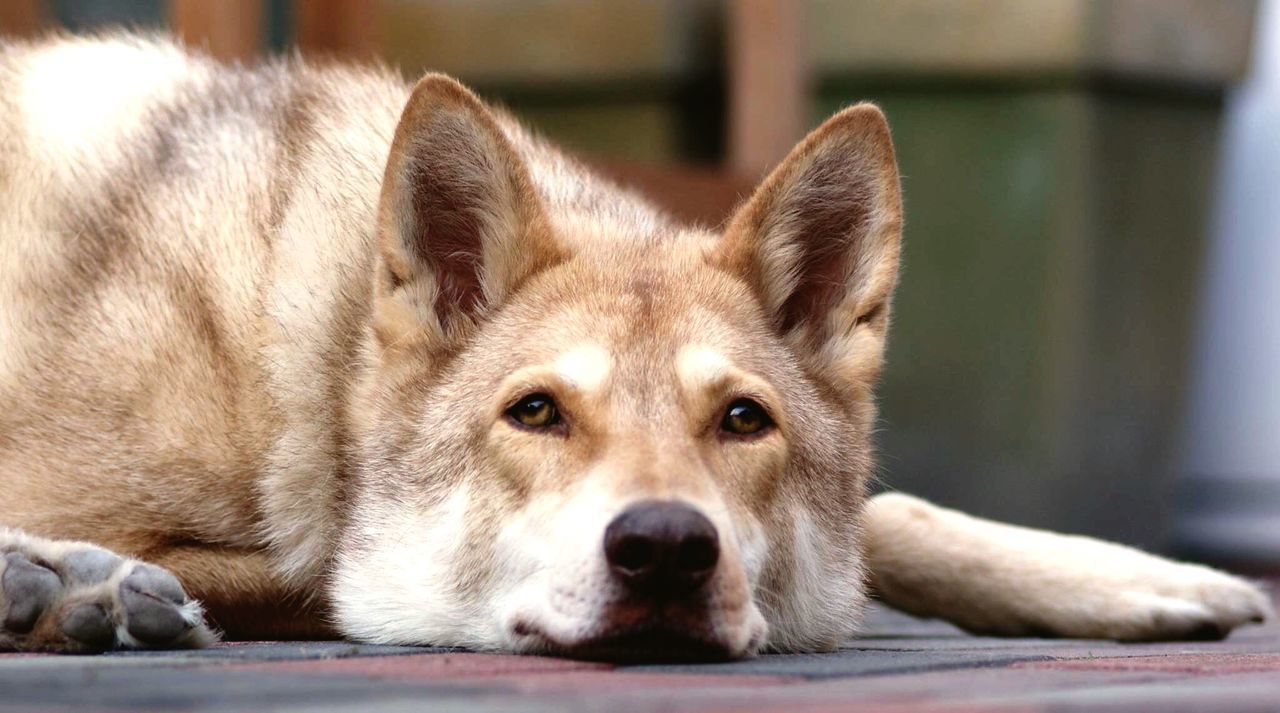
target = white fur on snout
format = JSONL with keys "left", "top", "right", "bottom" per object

{"left": 553, "top": 344, "right": 611, "bottom": 392}
{"left": 497, "top": 476, "right": 620, "bottom": 649}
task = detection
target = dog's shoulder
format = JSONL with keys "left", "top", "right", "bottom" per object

{"left": 2, "top": 34, "right": 403, "bottom": 181}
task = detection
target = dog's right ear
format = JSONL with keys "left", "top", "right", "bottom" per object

{"left": 373, "top": 74, "right": 563, "bottom": 353}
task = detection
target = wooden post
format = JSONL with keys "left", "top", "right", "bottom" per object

{"left": 727, "top": 0, "right": 808, "bottom": 178}
{"left": 293, "top": 0, "right": 377, "bottom": 59}
{"left": 0, "top": 0, "right": 47, "bottom": 38}
{"left": 169, "top": 0, "right": 263, "bottom": 63}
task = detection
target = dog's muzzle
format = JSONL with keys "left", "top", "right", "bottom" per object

{"left": 506, "top": 498, "right": 767, "bottom": 661}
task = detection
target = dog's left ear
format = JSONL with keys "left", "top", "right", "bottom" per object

{"left": 715, "top": 104, "right": 902, "bottom": 387}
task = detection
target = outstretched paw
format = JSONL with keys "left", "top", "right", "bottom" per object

{"left": 1099, "top": 564, "right": 1272, "bottom": 642}
{"left": 0, "top": 530, "right": 217, "bottom": 652}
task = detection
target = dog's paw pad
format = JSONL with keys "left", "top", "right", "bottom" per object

{"left": 2, "top": 553, "right": 62, "bottom": 634}
{"left": 60, "top": 602, "right": 115, "bottom": 647}
{"left": 119, "top": 565, "right": 194, "bottom": 645}
{"left": 63, "top": 549, "right": 123, "bottom": 586}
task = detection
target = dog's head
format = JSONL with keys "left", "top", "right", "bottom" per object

{"left": 331, "top": 75, "right": 901, "bottom": 659}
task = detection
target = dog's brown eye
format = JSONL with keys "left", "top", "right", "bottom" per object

{"left": 721, "top": 399, "right": 773, "bottom": 436}
{"left": 507, "top": 394, "right": 560, "bottom": 429}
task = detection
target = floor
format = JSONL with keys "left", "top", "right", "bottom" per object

{"left": 2, "top": 601, "right": 1278, "bottom": 712}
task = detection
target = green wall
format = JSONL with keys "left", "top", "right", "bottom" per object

{"left": 815, "top": 84, "right": 1224, "bottom": 547}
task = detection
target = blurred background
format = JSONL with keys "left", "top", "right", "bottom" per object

{"left": 1, "top": 0, "right": 1275, "bottom": 569}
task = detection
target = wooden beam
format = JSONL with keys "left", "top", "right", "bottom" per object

{"left": 0, "top": 0, "right": 47, "bottom": 38}
{"left": 169, "top": 0, "right": 263, "bottom": 63}
{"left": 727, "top": 0, "right": 808, "bottom": 178}
{"left": 293, "top": 0, "right": 377, "bottom": 59}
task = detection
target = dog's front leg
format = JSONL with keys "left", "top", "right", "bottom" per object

{"left": 862, "top": 492, "right": 1272, "bottom": 640}
{"left": 145, "top": 545, "right": 336, "bottom": 641}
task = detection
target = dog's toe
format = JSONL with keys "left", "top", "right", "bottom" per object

{"left": 63, "top": 549, "right": 123, "bottom": 586}
{"left": 1109, "top": 570, "right": 1273, "bottom": 641}
{"left": 119, "top": 564, "right": 197, "bottom": 645}
{"left": 1197, "top": 573, "right": 1274, "bottom": 627}
{"left": 60, "top": 602, "right": 115, "bottom": 647}
{"left": 2, "top": 553, "right": 62, "bottom": 634}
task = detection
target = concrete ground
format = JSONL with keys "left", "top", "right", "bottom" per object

{"left": 2, "top": 596, "right": 1278, "bottom": 713}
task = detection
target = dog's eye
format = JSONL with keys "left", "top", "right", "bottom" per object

{"left": 721, "top": 399, "right": 773, "bottom": 436}
{"left": 506, "top": 393, "right": 560, "bottom": 429}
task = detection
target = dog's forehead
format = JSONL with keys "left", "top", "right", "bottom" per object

{"left": 499, "top": 252, "right": 783, "bottom": 392}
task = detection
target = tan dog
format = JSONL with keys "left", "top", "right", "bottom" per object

{"left": 0, "top": 35, "right": 1269, "bottom": 658}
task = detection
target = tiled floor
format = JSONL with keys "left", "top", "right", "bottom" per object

{"left": 2, "top": 602, "right": 1278, "bottom": 712}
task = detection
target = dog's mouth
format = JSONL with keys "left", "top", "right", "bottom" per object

{"left": 512, "top": 621, "right": 741, "bottom": 662}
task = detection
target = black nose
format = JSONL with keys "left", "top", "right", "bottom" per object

{"left": 604, "top": 500, "right": 720, "bottom": 595}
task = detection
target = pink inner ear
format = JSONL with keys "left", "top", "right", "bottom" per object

{"left": 776, "top": 156, "right": 873, "bottom": 336}
{"left": 406, "top": 142, "right": 491, "bottom": 321}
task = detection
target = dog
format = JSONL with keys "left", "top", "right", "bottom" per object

{"left": 0, "top": 35, "right": 1269, "bottom": 658}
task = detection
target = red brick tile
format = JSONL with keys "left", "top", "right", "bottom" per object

{"left": 457, "top": 670, "right": 799, "bottom": 692}
{"left": 1013, "top": 653, "right": 1280, "bottom": 675}
{"left": 230, "top": 653, "right": 802, "bottom": 691}
{"left": 230, "top": 652, "right": 610, "bottom": 680}
{"left": 696, "top": 702, "right": 1035, "bottom": 713}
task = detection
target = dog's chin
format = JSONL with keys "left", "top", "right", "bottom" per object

{"left": 505, "top": 601, "right": 771, "bottom": 662}
{"left": 511, "top": 622, "right": 755, "bottom": 663}
{"left": 500, "top": 578, "right": 771, "bottom": 662}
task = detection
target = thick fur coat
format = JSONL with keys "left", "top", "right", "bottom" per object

{"left": 0, "top": 35, "right": 1268, "bottom": 657}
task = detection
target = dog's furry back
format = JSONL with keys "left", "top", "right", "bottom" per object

{"left": 0, "top": 35, "right": 422, "bottom": 577}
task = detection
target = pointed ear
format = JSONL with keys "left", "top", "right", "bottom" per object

{"left": 713, "top": 104, "right": 902, "bottom": 385}
{"left": 373, "top": 74, "right": 563, "bottom": 350}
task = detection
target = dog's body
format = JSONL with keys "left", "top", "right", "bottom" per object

{"left": 0, "top": 36, "right": 1269, "bottom": 657}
